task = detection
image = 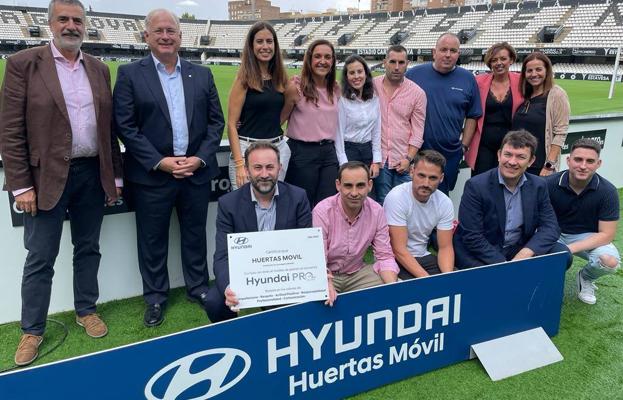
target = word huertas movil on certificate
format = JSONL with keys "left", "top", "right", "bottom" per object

{"left": 228, "top": 227, "right": 329, "bottom": 309}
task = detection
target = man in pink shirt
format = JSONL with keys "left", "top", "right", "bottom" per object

{"left": 0, "top": 0, "right": 122, "bottom": 366}
{"left": 313, "top": 161, "right": 399, "bottom": 294}
{"left": 372, "top": 45, "right": 427, "bottom": 204}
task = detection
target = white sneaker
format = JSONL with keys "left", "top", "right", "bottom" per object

{"left": 577, "top": 270, "right": 597, "bottom": 305}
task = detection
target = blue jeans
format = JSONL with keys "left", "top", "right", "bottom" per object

{"left": 374, "top": 163, "right": 411, "bottom": 204}
{"left": 558, "top": 232, "right": 621, "bottom": 282}
{"left": 374, "top": 163, "right": 411, "bottom": 205}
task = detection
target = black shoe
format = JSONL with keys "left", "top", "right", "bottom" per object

{"left": 144, "top": 303, "right": 165, "bottom": 327}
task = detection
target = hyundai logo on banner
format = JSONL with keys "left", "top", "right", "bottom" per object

{"left": 145, "top": 348, "right": 251, "bottom": 400}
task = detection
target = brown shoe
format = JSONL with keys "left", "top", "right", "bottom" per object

{"left": 76, "top": 313, "right": 108, "bottom": 338}
{"left": 15, "top": 334, "right": 43, "bottom": 366}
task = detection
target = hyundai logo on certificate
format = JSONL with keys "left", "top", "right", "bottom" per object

{"left": 227, "top": 228, "right": 329, "bottom": 309}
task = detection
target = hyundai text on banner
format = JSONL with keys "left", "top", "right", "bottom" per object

{"left": 0, "top": 253, "right": 568, "bottom": 399}
{"left": 228, "top": 228, "right": 329, "bottom": 309}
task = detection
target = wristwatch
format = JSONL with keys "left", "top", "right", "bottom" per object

{"left": 544, "top": 160, "right": 557, "bottom": 171}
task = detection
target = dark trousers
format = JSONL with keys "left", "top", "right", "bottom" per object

{"left": 285, "top": 138, "right": 338, "bottom": 207}
{"left": 21, "top": 157, "right": 105, "bottom": 335}
{"left": 397, "top": 254, "right": 442, "bottom": 280}
{"left": 472, "top": 145, "right": 498, "bottom": 177}
{"left": 132, "top": 179, "right": 211, "bottom": 305}
{"left": 344, "top": 141, "right": 373, "bottom": 166}
{"left": 436, "top": 149, "right": 463, "bottom": 195}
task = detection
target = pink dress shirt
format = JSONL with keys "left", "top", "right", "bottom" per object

{"left": 50, "top": 41, "right": 98, "bottom": 159}
{"left": 286, "top": 85, "right": 339, "bottom": 142}
{"left": 13, "top": 42, "right": 101, "bottom": 197}
{"left": 313, "top": 193, "right": 399, "bottom": 275}
{"left": 373, "top": 76, "right": 426, "bottom": 168}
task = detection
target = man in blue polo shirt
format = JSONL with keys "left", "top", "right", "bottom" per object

{"left": 405, "top": 32, "right": 481, "bottom": 194}
{"left": 546, "top": 138, "right": 620, "bottom": 305}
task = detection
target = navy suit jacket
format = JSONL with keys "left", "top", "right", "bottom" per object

{"left": 113, "top": 56, "right": 224, "bottom": 186}
{"left": 213, "top": 182, "right": 312, "bottom": 295}
{"left": 454, "top": 168, "right": 560, "bottom": 268}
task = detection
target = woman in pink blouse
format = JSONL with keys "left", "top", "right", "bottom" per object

{"left": 282, "top": 39, "right": 340, "bottom": 207}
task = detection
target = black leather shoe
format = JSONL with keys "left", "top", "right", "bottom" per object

{"left": 144, "top": 303, "right": 165, "bottom": 327}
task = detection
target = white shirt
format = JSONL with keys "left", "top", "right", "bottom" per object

{"left": 384, "top": 182, "right": 454, "bottom": 257}
{"left": 335, "top": 95, "right": 382, "bottom": 165}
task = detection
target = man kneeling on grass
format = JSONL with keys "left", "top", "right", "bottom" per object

{"left": 313, "top": 161, "right": 399, "bottom": 295}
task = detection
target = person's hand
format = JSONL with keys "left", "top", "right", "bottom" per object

{"left": 539, "top": 168, "right": 554, "bottom": 177}
{"left": 394, "top": 158, "right": 411, "bottom": 173}
{"left": 224, "top": 286, "right": 240, "bottom": 313}
{"left": 172, "top": 157, "right": 203, "bottom": 179}
{"left": 158, "top": 156, "right": 188, "bottom": 176}
{"left": 370, "top": 163, "right": 380, "bottom": 179}
{"left": 235, "top": 165, "right": 248, "bottom": 188}
{"left": 106, "top": 187, "right": 123, "bottom": 206}
{"left": 15, "top": 189, "right": 37, "bottom": 216}
{"left": 324, "top": 279, "right": 338, "bottom": 307}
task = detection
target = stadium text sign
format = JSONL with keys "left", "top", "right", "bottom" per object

{"left": 0, "top": 253, "right": 568, "bottom": 399}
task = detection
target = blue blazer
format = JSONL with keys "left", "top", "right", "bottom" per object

{"left": 454, "top": 168, "right": 560, "bottom": 268}
{"left": 113, "top": 56, "right": 224, "bottom": 186}
{"left": 213, "top": 182, "right": 312, "bottom": 294}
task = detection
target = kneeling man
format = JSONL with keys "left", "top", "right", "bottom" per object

{"left": 313, "top": 161, "right": 399, "bottom": 293}
{"left": 454, "top": 130, "right": 570, "bottom": 269}
{"left": 209, "top": 142, "right": 313, "bottom": 321}
{"left": 384, "top": 150, "right": 455, "bottom": 278}
{"left": 546, "top": 138, "right": 620, "bottom": 304}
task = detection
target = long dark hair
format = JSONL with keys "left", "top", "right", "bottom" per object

{"left": 238, "top": 21, "right": 287, "bottom": 92}
{"left": 300, "top": 39, "right": 337, "bottom": 105}
{"left": 341, "top": 54, "right": 374, "bottom": 101}
{"left": 519, "top": 51, "right": 554, "bottom": 99}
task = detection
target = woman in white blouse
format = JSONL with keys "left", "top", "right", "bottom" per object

{"left": 335, "top": 54, "right": 382, "bottom": 178}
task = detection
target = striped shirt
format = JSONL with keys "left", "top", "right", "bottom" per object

{"left": 373, "top": 76, "right": 426, "bottom": 168}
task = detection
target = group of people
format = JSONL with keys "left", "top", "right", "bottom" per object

{"left": 0, "top": 0, "right": 619, "bottom": 368}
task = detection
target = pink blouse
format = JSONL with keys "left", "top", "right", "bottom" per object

{"left": 287, "top": 86, "right": 339, "bottom": 142}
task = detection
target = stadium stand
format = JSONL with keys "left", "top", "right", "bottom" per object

{"left": 0, "top": 1, "right": 621, "bottom": 81}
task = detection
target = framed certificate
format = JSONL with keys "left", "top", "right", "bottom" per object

{"left": 227, "top": 227, "right": 329, "bottom": 309}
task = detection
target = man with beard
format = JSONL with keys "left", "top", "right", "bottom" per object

{"left": 384, "top": 151, "right": 455, "bottom": 278}
{"left": 372, "top": 45, "right": 426, "bottom": 204}
{"left": 453, "top": 130, "right": 571, "bottom": 269}
{"left": 313, "top": 161, "right": 399, "bottom": 294}
{"left": 0, "top": 0, "right": 122, "bottom": 365}
{"left": 206, "top": 142, "right": 313, "bottom": 322}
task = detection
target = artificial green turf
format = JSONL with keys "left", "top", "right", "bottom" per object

{"left": 1, "top": 191, "right": 622, "bottom": 399}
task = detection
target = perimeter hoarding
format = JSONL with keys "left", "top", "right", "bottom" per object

{"left": 0, "top": 253, "right": 568, "bottom": 400}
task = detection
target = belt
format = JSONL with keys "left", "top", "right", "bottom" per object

{"left": 70, "top": 156, "right": 98, "bottom": 165}
{"left": 290, "top": 138, "right": 334, "bottom": 146}
{"left": 238, "top": 135, "right": 283, "bottom": 144}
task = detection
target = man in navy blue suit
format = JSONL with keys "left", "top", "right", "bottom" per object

{"left": 454, "top": 130, "right": 571, "bottom": 269}
{"left": 206, "top": 142, "right": 314, "bottom": 322}
{"left": 113, "top": 9, "right": 224, "bottom": 327}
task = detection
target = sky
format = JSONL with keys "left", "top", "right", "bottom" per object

{"left": 9, "top": 0, "right": 372, "bottom": 20}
